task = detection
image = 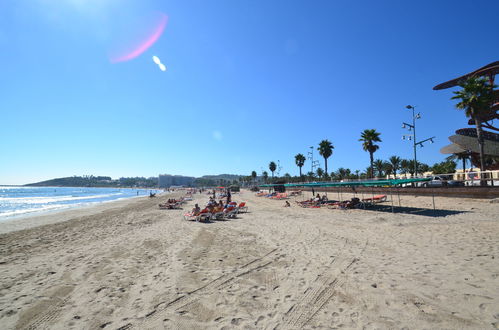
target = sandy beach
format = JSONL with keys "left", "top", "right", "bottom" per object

{"left": 0, "top": 190, "right": 498, "bottom": 329}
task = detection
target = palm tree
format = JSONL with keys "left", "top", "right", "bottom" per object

{"left": 382, "top": 161, "right": 392, "bottom": 178}
{"left": 373, "top": 159, "right": 385, "bottom": 178}
{"left": 451, "top": 76, "right": 496, "bottom": 185}
{"left": 388, "top": 156, "right": 401, "bottom": 179}
{"left": 400, "top": 159, "right": 411, "bottom": 178}
{"left": 446, "top": 152, "right": 470, "bottom": 176}
{"left": 269, "top": 161, "right": 277, "bottom": 178}
{"left": 251, "top": 171, "right": 257, "bottom": 184}
{"left": 418, "top": 161, "right": 430, "bottom": 174}
{"left": 337, "top": 167, "right": 348, "bottom": 180}
{"left": 318, "top": 140, "right": 334, "bottom": 174}
{"left": 295, "top": 153, "right": 306, "bottom": 177}
{"left": 316, "top": 167, "right": 324, "bottom": 179}
{"left": 359, "top": 129, "right": 382, "bottom": 178}
{"left": 262, "top": 171, "right": 269, "bottom": 183}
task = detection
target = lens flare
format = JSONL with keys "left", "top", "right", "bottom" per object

{"left": 110, "top": 12, "right": 168, "bottom": 63}
{"left": 159, "top": 63, "right": 166, "bottom": 71}
{"left": 152, "top": 56, "right": 161, "bottom": 65}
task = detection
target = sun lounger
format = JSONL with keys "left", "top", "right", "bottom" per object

{"left": 213, "top": 211, "right": 225, "bottom": 220}
{"left": 237, "top": 202, "right": 248, "bottom": 213}
{"left": 183, "top": 209, "right": 212, "bottom": 222}
{"left": 197, "top": 212, "right": 212, "bottom": 222}
{"left": 183, "top": 212, "right": 197, "bottom": 221}
{"left": 159, "top": 203, "right": 181, "bottom": 209}
{"left": 362, "top": 194, "right": 387, "bottom": 204}
{"left": 269, "top": 193, "right": 288, "bottom": 200}
{"left": 223, "top": 206, "right": 238, "bottom": 219}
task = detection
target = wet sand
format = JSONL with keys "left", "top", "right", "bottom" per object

{"left": 0, "top": 190, "right": 498, "bottom": 329}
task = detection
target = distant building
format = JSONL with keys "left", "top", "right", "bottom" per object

{"left": 158, "top": 174, "right": 195, "bottom": 188}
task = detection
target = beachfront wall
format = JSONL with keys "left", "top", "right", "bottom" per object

{"left": 285, "top": 186, "right": 499, "bottom": 199}
{"left": 387, "top": 169, "right": 499, "bottom": 181}
{"left": 453, "top": 169, "right": 499, "bottom": 181}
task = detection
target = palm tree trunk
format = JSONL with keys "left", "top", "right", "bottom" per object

{"left": 369, "top": 152, "right": 374, "bottom": 178}
{"left": 324, "top": 157, "right": 328, "bottom": 175}
{"left": 474, "top": 118, "right": 487, "bottom": 186}
{"left": 299, "top": 166, "right": 302, "bottom": 177}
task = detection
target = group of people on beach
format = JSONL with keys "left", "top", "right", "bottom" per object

{"left": 255, "top": 190, "right": 363, "bottom": 209}
{"left": 296, "top": 194, "right": 361, "bottom": 209}
{"left": 190, "top": 197, "right": 229, "bottom": 216}
{"left": 184, "top": 188, "right": 246, "bottom": 222}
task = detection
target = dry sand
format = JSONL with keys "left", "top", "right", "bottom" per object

{"left": 0, "top": 190, "right": 498, "bottom": 329}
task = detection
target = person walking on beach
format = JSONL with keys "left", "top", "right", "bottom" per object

{"left": 226, "top": 188, "right": 231, "bottom": 203}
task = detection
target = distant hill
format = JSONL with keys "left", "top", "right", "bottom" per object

{"left": 25, "top": 176, "right": 158, "bottom": 188}
{"left": 194, "top": 174, "right": 243, "bottom": 187}
{"left": 25, "top": 174, "right": 245, "bottom": 188}
{"left": 199, "top": 174, "right": 243, "bottom": 181}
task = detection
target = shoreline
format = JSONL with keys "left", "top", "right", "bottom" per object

{"left": 0, "top": 194, "right": 160, "bottom": 235}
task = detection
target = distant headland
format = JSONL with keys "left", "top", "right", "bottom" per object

{"left": 24, "top": 174, "right": 245, "bottom": 188}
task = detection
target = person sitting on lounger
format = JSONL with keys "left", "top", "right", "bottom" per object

{"left": 212, "top": 203, "right": 222, "bottom": 213}
{"left": 207, "top": 204, "right": 216, "bottom": 214}
{"left": 192, "top": 204, "right": 201, "bottom": 215}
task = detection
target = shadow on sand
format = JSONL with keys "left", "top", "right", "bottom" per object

{"left": 363, "top": 204, "right": 467, "bottom": 217}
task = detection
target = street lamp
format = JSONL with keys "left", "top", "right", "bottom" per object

{"left": 402, "top": 105, "right": 436, "bottom": 177}
{"left": 307, "top": 146, "right": 320, "bottom": 181}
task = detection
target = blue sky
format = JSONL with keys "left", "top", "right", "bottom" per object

{"left": 1, "top": 0, "right": 498, "bottom": 184}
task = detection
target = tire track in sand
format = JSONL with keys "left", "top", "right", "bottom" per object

{"left": 17, "top": 286, "right": 74, "bottom": 330}
{"left": 283, "top": 257, "right": 359, "bottom": 328}
{"left": 116, "top": 248, "right": 282, "bottom": 330}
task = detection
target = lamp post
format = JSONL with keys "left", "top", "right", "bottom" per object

{"left": 307, "top": 146, "right": 320, "bottom": 180}
{"left": 402, "top": 105, "right": 435, "bottom": 177}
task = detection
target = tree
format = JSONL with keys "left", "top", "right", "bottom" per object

{"left": 383, "top": 161, "right": 392, "bottom": 177}
{"left": 337, "top": 167, "right": 348, "bottom": 180}
{"left": 446, "top": 152, "right": 470, "bottom": 175}
{"left": 262, "top": 171, "right": 268, "bottom": 183}
{"left": 317, "top": 140, "right": 334, "bottom": 174}
{"left": 388, "top": 156, "right": 401, "bottom": 178}
{"left": 316, "top": 167, "right": 324, "bottom": 179}
{"left": 295, "top": 153, "right": 306, "bottom": 177}
{"left": 400, "top": 159, "right": 412, "bottom": 177}
{"left": 269, "top": 161, "right": 277, "bottom": 178}
{"left": 451, "top": 76, "right": 496, "bottom": 185}
{"left": 373, "top": 159, "right": 385, "bottom": 177}
{"left": 251, "top": 171, "right": 257, "bottom": 184}
{"left": 404, "top": 160, "right": 429, "bottom": 175}
{"left": 419, "top": 162, "right": 430, "bottom": 173}
{"left": 431, "top": 160, "right": 457, "bottom": 174}
{"left": 359, "top": 129, "right": 382, "bottom": 178}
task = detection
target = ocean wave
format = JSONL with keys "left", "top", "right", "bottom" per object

{"left": 0, "top": 204, "right": 74, "bottom": 218}
{"left": 0, "top": 193, "right": 123, "bottom": 205}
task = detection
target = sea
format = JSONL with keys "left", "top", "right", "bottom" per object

{"left": 0, "top": 186, "right": 163, "bottom": 220}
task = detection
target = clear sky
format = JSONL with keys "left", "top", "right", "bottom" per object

{"left": 1, "top": 0, "right": 498, "bottom": 185}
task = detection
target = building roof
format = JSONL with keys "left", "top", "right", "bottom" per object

{"left": 433, "top": 61, "right": 499, "bottom": 90}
